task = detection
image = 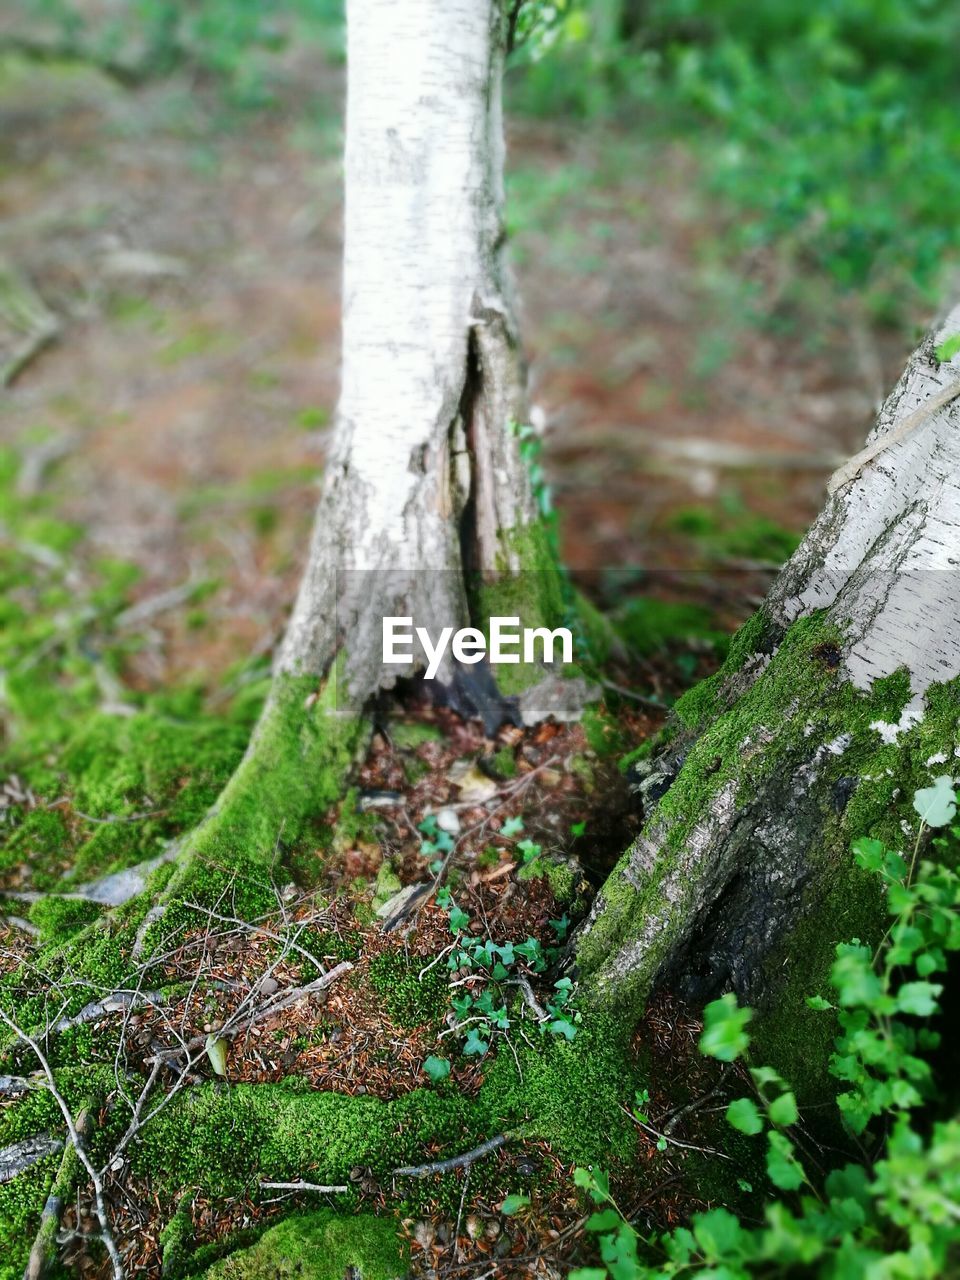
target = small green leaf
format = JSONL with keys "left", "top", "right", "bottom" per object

{"left": 934, "top": 332, "right": 960, "bottom": 362}
{"left": 896, "top": 980, "right": 943, "bottom": 1017}
{"left": 913, "top": 776, "right": 957, "bottom": 828}
{"left": 805, "top": 994, "right": 834, "bottom": 1011}
{"left": 585, "top": 1207, "right": 621, "bottom": 1231}
{"left": 500, "top": 816, "right": 525, "bottom": 836}
{"left": 726, "top": 1097, "right": 764, "bottom": 1135}
{"left": 549, "top": 1017, "right": 578, "bottom": 1041}
{"left": 768, "top": 1091, "right": 799, "bottom": 1127}
{"left": 462, "top": 1029, "right": 489, "bottom": 1056}
{"left": 448, "top": 905, "right": 471, "bottom": 933}
{"left": 699, "top": 993, "right": 753, "bottom": 1061}
{"left": 500, "top": 1193, "right": 530, "bottom": 1215}
{"left": 766, "top": 1131, "right": 804, "bottom": 1190}
{"left": 422, "top": 1055, "right": 450, "bottom": 1083}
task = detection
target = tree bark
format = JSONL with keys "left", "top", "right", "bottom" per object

{"left": 160, "top": 0, "right": 566, "bottom": 892}
{"left": 576, "top": 304, "right": 960, "bottom": 1088}
{"left": 280, "top": 0, "right": 546, "bottom": 699}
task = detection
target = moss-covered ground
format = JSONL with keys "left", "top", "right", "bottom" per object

{"left": 4, "top": 433, "right": 906, "bottom": 1274}
{"left": 1, "top": 443, "right": 688, "bottom": 1276}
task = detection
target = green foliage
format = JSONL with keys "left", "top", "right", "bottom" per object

{"left": 422, "top": 1055, "right": 450, "bottom": 1084}
{"left": 12, "top": 0, "right": 346, "bottom": 104}
{"left": 366, "top": 950, "right": 448, "bottom": 1030}
{"left": 571, "top": 783, "right": 960, "bottom": 1279}
{"left": 510, "top": 0, "right": 960, "bottom": 314}
{"left": 434, "top": 886, "right": 580, "bottom": 1053}
{"left": 201, "top": 1210, "right": 407, "bottom": 1280}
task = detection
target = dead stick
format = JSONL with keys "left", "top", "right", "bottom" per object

{"left": 392, "top": 1133, "right": 509, "bottom": 1178}
{"left": 259, "top": 1180, "right": 349, "bottom": 1194}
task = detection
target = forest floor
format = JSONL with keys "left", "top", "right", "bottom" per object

{"left": 0, "top": 36, "right": 929, "bottom": 1280}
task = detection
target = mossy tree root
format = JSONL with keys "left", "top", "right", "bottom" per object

{"left": 576, "top": 310, "right": 960, "bottom": 1097}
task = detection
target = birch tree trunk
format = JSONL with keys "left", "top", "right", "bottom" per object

{"left": 164, "top": 0, "right": 563, "bottom": 891}
{"left": 281, "top": 0, "right": 546, "bottom": 696}
{"left": 576, "top": 306, "right": 960, "bottom": 1092}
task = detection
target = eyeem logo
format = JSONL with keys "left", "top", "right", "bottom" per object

{"left": 383, "top": 616, "right": 573, "bottom": 680}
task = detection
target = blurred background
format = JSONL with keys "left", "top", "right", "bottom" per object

{"left": 2, "top": 0, "right": 959, "bottom": 691}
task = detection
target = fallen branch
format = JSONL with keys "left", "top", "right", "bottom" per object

{"left": 514, "top": 975, "right": 549, "bottom": 1024}
{"left": 621, "top": 1105, "right": 730, "bottom": 1160}
{"left": 259, "top": 1180, "right": 349, "bottom": 1194}
{"left": 51, "top": 989, "right": 169, "bottom": 1035}
{"left": 147, "top": 962, "right": 353, "bottom": 1063}
{"left": 0, "top": 1073, "right": 37, "bottom": 1095}
{"left": 24, "top": 1108, "right": 90, "bottom": 1280}
{"left": 392, "top": 1133, "right": 509, "bottom": 1179}
{"left": 0, "top": 1135, "right": 63, "bottom": 1184}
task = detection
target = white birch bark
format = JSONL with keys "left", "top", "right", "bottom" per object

{"left": 277, "top": 0, "right": 541, "bottom": 700}
{"left": 577, "top": 305, "right": 960, "bottom": 1009}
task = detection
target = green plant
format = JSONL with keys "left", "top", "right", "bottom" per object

{"left": 418, "top": 814, "right": 456, "bottom": 874}
{"left": 434, "top": 887, "right": 580, "bottom": 1055}
{"left": 571, "top": 780, "right": 960, "bottom": 1279}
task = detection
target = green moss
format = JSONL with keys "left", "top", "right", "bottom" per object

{"left": 367, "top": 950, "right": 448, "bottom": 1029}
{"left": 491, "top": 746, "right": 518, "bottom": 779}
{"left": 544, "top": 859, "right": 577, "bottom": 902}
{"left": 389, "top": 721, "right": 443, "bottom": 749}
{"left": 615, "top": 596, "right": 725, "bottom": 658}
{"left": 581, "top": 703, "right": 630, "bottom": 757}
{"left": 578, "top": 604, "right": 960, "bottom": 1025}
{"left": 668, "top": 505, "right": 802, "bottom": 564}
{"left": 132, "top": 1082, "right": 488, "bottom": 1198}
{"left": 751, "top": 856, "right": 884, "bottom": 1107}
{"left": 484, "top": 1017, "right": 640, "bottom": 1165}
{"left": 160, "top": 1193, "right": 196, "bottom": 1278}
{"left": 202, "top": 1211, "right": 406, "bottom": 1280}
{"left": 0, "top": 1155, "right": 59, "bottom": 1280}
{"left": 156, "top": 669, "right": 367, "bottom": 915}
{"left": 27, "top": 896, "right": 103, "bottom": 944}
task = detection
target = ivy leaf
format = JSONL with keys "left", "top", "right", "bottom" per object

{"left": 699, "top": 993, "right": 753, "bottom": 1061}
{"left": 462, "top": 1029, "right": 489, "bottom": 1056}
{"left": 913, "top": 776, "right": 957, "bottom": 828}
{"left": 805, "top": 995, "right": 834, "bottom": 1011}
{"left": 550, "top": 914, "right": 570, "bottom": 941}
{"left": 500, "top": 1193, "right": 530, "bottom": 1215}
{"left": 500, "top": 816, "right": 525, "bottom": 837}
{"left": 448, "top": 906, "right": 471, "bottom": 933}
{"left": 422, "top": 1055, "right": 450, "bottom": 1083}
{"left": 726, "top": 1097, "right": 764, "bottom": 1135}
{"left": 549, "top": 1017, "right": 578, "bottom": 1041}
{"left": 517, "top": 839, "right": 542, "bottom": 864}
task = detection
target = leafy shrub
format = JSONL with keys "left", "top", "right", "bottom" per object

{"left": 572, "top": 782, "right": 960, "bottom": 1278}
